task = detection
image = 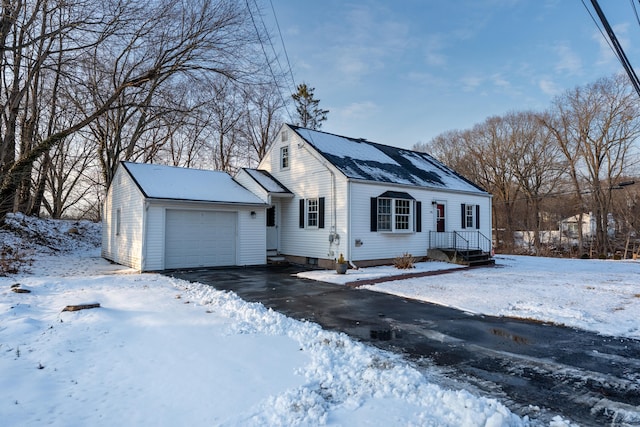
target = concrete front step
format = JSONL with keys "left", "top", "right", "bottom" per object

{"left": 267, "top": 256, "right": 288, "bottom": 265}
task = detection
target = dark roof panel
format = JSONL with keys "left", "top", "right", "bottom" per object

{"left": 289, "top": 125, "right": 487, "bottom": 194}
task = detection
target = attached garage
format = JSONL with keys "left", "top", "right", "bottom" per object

{"left": 102, "top": 162, "right": 267, "bottom": 271}
{"left": 165, "top": 210, "right": 237, "bottom": 269}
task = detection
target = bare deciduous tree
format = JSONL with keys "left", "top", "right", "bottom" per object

{"left": 542, "top": 75, "right": 640, "bottom": 256}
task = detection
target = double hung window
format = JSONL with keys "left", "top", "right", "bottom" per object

{"left": 280, "top": 146, "right": 289, "bottom": 169}
{"left": 371, "top": 192, "right": 420, "bottom": 233}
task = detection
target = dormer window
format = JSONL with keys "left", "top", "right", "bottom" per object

{"left": 280, "top": 146, "right": 289, "bottom": 170}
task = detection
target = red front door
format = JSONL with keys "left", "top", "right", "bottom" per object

{"left": 436, "top": 204, "right": 445, "bottom": 232}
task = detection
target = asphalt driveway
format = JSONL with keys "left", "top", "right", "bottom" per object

{"left": 168, "top": 265, "right": 640, "bottom": 426}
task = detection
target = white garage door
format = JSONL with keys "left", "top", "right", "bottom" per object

{"left": 165, "top": 209, "right": 237, "bottom": 269}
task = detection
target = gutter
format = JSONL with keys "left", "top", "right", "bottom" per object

{"left": 145, "top": 197, "right": 269, "bottom": 208}
{"left": 346, "top": 176, "right": 492, "bottom": 198}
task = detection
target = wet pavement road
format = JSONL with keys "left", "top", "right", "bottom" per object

{"left": 168, "top": 265, "right": 640, "bottom": 426}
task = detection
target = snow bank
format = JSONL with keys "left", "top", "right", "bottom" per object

{"left": 0, "top": 214, "right": 540, "bottom": 426}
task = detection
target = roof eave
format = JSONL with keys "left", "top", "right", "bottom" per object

{"left": 145, "top": 197, "right": 269, "bottom": 207}
{"left": 345, "top": 176, "right": 492, "bottom": 197}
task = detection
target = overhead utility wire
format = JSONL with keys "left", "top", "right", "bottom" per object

{"left": 252, "top": 0, "right": 296, "bottom": 121}
{"left": 245, "top": 0, "right": 295, "bottom": 124}
{"left": 268, "top": 0, "right": 297, "bottom": 93}
{"left": 581, "top": 0, "right": 617, "bottom": 57}
{"left": 588, "top": 0, "right": 640, "bottom": 97}
{"left": 631, "top": 0, "right": 640, "bottom": 27}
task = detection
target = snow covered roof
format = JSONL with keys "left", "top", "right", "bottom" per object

{"left": 241, "top": 168, "right": 293, "bottom": 195}
{"left": 290, "top": 125, "right": 487, "bottom": 194}
{"left": 121, "top": 162, "right": 266, "bottom": 205}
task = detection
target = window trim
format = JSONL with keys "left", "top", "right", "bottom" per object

{"left": 372, "top": 196, "right": 415, "bottom": 234}
{"left": 395, "top": 198, "right": 411, "bottom": 231}
{"left": 307, "top": 198, "right": 319, "bottom": 228}
{"left": 280, "top": 145, "right": 289, "bottom": 170}
{"left": 461, "top": 203, "right": 480, "bottom": 230}
{"left": 465, "top": 204, "right": 474, "bottom": 228}
{"left": 299, "top": 197, "right": 325, "bottom": 229}
{"left": 377, "top": 198, "right": 392, "bottom": 231}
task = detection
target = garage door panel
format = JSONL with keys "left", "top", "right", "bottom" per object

{"left": 165, "top": 210, "right": 237, "bottom": 269}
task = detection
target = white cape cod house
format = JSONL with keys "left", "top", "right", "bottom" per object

{"left": 102, "top": 124, "right": 493, "bottom": 271}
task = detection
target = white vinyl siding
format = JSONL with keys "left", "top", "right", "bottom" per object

{"left": 103, "top": 165, "right": 266, "bottom": 272}
{"left": 101, "top": 166, "right": 145, "bottom": 270}
{"left": 259, "top": 127, "right": 346, "bottom": 261}
{"left": 349, "top": 181, "right": 492, "bottom": 262}
{"left": 257, "top": 124, "right": 493, "bottom": 264}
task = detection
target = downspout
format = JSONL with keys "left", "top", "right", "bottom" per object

{"left": 347, "top": 179, "right": 358, "bottom": 269}
{"left": 301, "top": 143, "right": 339, "bottom": 260}
{"left": 141, "top": 200, "right": 148, "bottom": 272}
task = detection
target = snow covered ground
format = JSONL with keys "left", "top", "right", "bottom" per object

{"left": 2, "top": 213, "right": 625, "bottom": 426}
{"left": 300, "top": 256, "right": 640, "bottom": 340}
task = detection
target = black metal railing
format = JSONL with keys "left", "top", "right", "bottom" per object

{"left": 428, "top": 231, "right": 492, "bottom": 254}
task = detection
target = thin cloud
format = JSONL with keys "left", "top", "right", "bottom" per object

{"left": 406, "top": 71, "right": 448, "bottom": 87}
{"left": 461, "top": 75, "right": 483, "bottom": 92}
{"left": 424, "top": 35, "right": 447, "bottom": 67}
{"left": 553, "top": 42, "right": 582, "bottom": 75}
{"left": 340, "top": 101, "right": 379, "bottom": 120}
{"left": 491, "top": 73, "right": 511, "bottom": 89}
{"left": 321, "top": 4, "right": 411, "bottom": 82}
{"left": 593, "top": 22, "right": 630, "bottom": 67}
{"left": 538, "top": 78, "right": 560, "bottom": 96}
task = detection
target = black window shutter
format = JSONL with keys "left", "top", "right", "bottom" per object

{"left": 476, "top": 204, "right": 480, "bottom": 229}
{"left": 299, "top": 199, "right": 305, "bottom": 228}
{"left": 370, "top": 198, "right": 377, "bottom": 232}
{"left": 319, "top": 197, "right": 325, "bottom": 229}
{"left": 461, "top": 203, "right": 466, "bottom": 229}
{"left": 415, "top": 201, "right": 422, "bottom": 232}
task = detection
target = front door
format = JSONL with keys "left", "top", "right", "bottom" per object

{"left": 266, "top": 204, "right": 278, "bottom": 251}
{"left": 436, "top": 203, "right": 445, "bottom": 232}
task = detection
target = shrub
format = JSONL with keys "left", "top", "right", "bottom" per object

{"left": 0, "top": 246, "right": 32, "bottom": 276}
{"left": 394, "top": 252, "right": 416, "bottom": 269}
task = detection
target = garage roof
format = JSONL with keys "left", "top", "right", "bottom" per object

{"left": 241, "top": 168, "right": 292, "bottom": 195}
{"left": 122, "top": 162, "right": 266, "bottom": 205}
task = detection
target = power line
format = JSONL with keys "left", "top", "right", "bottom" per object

{"left": 268, "top": 0, "right": 297, "bottom": 93}
{"left": 245, "top": 0, "right": 295, "bottom": 124}
{"left": 586, "top": 0, "right": 640, "bottom": 97}
{"left": 630, "top": 0, "right": 640, "bottom": 27}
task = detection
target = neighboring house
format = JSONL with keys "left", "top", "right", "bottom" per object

{"left": 559, "top": 212, "right": 615, "bottom": 239}
{"left": 235, "top": 124, "right": 493, "bottom": 268}
{"left": 102, "top": 162, "right": 267, "bottom": 271}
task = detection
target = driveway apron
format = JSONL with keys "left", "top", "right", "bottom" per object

{"left": 168, "top": 265, "right": 640, "bottom": 426}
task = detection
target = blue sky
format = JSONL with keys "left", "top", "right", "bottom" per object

{"left": 265, "top": 0, "right": 640, "bottom": 149}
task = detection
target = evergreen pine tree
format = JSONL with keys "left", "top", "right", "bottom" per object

{"left": 291, "top": 83, "right": 329, "bottom": 129}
